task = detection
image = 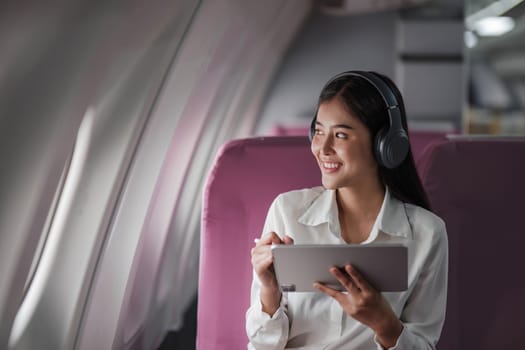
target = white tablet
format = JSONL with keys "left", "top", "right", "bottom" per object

{"left": 271, "top": 244, "right": 408, "bottom": 292}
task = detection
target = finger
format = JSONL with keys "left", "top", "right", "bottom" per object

{"left": 270, "top": 233, "right": 284, "bottom": 245}
{"left": 345, "top": 264, "right": 374, "bottom": 292}
{"left": 258, "top": 232, "right": 283, "bottom": 246}
{"left": 266, "top": 232, "right": 284, "bottom": 245}
{"left": 251, "top": 244, "right": 271, "bottom": 260}
{"left": 283, "top": 235, "right": 294, "bottom": 245}
{"left": 252, "top": 249, "right": 273, "bottom": 270}
{"left": 313, "top": 282, "right": 342, "bottom": 300}
{"left": 330, "top": 266, "right": 359, "bottom": 293}
{"left": 257, "top": 233, "right": 273, "bottom": 246}
{"left": 252, "top": 245, "right": 272, "bottom": 258}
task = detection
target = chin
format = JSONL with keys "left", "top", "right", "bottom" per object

{"left": 321, "top": 178, "right": 339, "bottom": 190}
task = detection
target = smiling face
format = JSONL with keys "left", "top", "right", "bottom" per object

{"left": 311, "top": 97, "right": 380, "bottom": 190}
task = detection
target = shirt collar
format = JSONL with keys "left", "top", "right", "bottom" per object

{"left": 297, "top": 188, "right": 340, "bottom": 236}
{"left": 297, "top": 187, "right": 413, "bottom": 241}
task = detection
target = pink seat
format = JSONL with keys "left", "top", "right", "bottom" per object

{"left": 409, "top": 130, "right": 452, "bottom": 164}
{"left": 418, "top": 136, "right": 525, "bottom": 350}
{"left": 270, "top": 125, "right": 310, "bottom": 136}
{"left": 197, "top": 136, "right": 321, "bottom": 350}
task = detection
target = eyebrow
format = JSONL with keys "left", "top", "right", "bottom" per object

{"left": 315, "top": 121, "right": 353, "bottom": 130}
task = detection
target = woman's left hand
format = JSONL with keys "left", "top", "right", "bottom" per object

{"left": 314, "top": 264, "right": 403, "bottom": 348}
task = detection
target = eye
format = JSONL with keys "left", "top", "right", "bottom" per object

{"left": 314, "top": 129, "right": 324, "bottom": 136}
{"left": 335, "top": 132, "right": 348, "bottom": 139}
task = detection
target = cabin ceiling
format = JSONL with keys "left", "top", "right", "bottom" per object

{"left": 467, "top": 0, "right": 525, "bottom": 77}
{"left": 315, "top": 0, "right": 432, "bottom": 15}
{"left": 316, "top": 0, "right": 525, "bottom": 77}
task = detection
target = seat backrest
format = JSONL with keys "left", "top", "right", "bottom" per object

{"left": 270, "top": 124, "right": 310, "bottom": 136}
{"left": 409, "top": 129, "right": 452, "bottom": 164}
{"left": 197, "top": 136, "right": 321, "bottom": 350}
{"left": 418, "top": 136, "right": 525, "bottom": 350}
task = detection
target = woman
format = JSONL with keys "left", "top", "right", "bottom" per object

{"left": 246, "top": 71, "right": 448, "bottom": 350}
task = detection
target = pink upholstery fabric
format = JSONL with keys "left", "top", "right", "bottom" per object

{"left": 418, "top": 136, "right": 525, "bottom": 350}
{"left": 197, "top": 136, "right": 321, "bottom": 350}
{"left": 270, "top": 125, "right": 310, "bottom": 137}
{"left": 409, "top": 130, "right": 452, "bottom": 164}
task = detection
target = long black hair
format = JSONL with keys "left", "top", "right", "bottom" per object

{"left": 315, "top": 71, "right": 431, "bottom": 211}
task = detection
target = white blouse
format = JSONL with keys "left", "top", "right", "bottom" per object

{"left": 246, "top": 187, "right": 448, "bottom": 350}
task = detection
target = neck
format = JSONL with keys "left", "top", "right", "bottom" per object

{"left": 336, "top": 180, "right": 385, "bottom": 243}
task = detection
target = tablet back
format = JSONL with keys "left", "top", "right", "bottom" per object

{"left": 271, "top": 244, "right": 408, "bottom": 292}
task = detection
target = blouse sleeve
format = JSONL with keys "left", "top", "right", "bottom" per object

{"left": 376, "top": 224, "right": 449, "bottom": 350}
{"left": 245, "top": 195, "right": 290, "bottom": 350}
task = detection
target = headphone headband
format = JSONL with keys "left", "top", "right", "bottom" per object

{"left": 328, "top": 71, "right": 397, "bottom": 107}
{"left": 321, "top": 71, "right": 402, "bottom": 129}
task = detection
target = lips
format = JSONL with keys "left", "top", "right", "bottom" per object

{"left": 321, "top": 161, "right": 341, "bottom": 172}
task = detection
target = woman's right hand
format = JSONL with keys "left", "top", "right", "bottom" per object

{"left": 251, "top": 232, "right": 293, "bottom": 315}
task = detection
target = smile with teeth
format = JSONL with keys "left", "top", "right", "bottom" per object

{"left": 322, "top": 162, "right": 341, "bottom": 169}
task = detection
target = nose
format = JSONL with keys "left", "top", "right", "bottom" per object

{"left": 317, "top": 133, "right": 334, "bottom": 155}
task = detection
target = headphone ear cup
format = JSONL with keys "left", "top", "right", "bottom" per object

{"left": 375, "top": 127, "right": 409, "bottom": 169}
{"left": 374, "top": 127, "right": 388, "bottom": 167}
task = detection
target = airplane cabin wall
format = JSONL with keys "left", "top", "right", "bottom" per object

{"left": 0, "top": 0, "right": 312, "bottom": 349}
{"left": 3, "top": 0, "right": 202, "bottom": 349}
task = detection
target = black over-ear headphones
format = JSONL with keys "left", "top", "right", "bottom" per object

{"left": 309, "top": 71, "right": 409, "bottom": 169}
